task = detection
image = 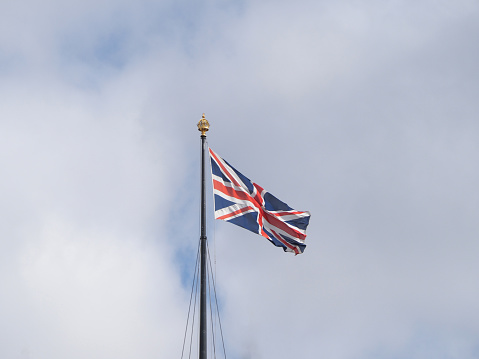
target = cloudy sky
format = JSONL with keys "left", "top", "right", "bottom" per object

{"left": 1, "top": 0, "right": 478, "bottom": 358}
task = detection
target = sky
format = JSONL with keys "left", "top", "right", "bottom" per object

{"left": 1, "top": 0, "right": 478, "bottom": 358}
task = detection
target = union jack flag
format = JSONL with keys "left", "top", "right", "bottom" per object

{"left": 209, "top": 148, "right": 311, "bottom": 254}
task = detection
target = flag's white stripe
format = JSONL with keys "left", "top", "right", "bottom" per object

{"left": 215, "top": 205, "right": 257, "bottom": 221}
{"left": 213, "top": 191, "right": 257, "bottom": 210}
{"left": 268, "top": 211, "right": 311, "bottom": 218}
{"left": 274, "top": 213, "right": 309, "bottom": 221}
{"left": 223, "top": 210, "right": 256, "bottom": 222}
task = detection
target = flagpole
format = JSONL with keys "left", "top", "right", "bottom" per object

{"left": 197, "top": 113, "right": 209, "bottom": 359}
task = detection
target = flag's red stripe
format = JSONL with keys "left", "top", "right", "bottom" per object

{"left": 213, "top": 180, "right": 254, "bottom": 203}
{"left": 271, "top": 211, "right": 306, "bottom": 216}
{"left": 217, "top": 206, "right": 254, "bottom": 220}
{"left": 253, "top": 183, "right": 264, "bottom": 207}
{"left": 271, "top": 229, "right": 300, "bottom": 255}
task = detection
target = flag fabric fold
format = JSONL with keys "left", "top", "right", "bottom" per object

{"left": 209, "top": 148, "right": 311, "bottom": 255}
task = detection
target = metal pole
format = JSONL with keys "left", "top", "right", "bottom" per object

{"left": 197, "top": 114, "right": 209, "bottom": 359}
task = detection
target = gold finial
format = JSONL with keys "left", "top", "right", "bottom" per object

{"left": 197, "top": 113, "right": 210, "bottom": 136}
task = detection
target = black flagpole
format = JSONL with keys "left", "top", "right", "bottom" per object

{"left": 197, "top": 113, "right": 209, "bottom": 359}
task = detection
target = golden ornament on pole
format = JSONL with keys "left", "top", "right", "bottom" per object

{"left": 197, "top": 113, "right": 210, "bottom": 136}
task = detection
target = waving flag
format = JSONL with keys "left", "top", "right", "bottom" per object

{"left": 209, "top": 148, "right": 311, "bottom": 254}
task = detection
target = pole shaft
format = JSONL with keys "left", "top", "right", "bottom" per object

{"left": 199, "top": 135, "right": 207, "bottom": 359}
